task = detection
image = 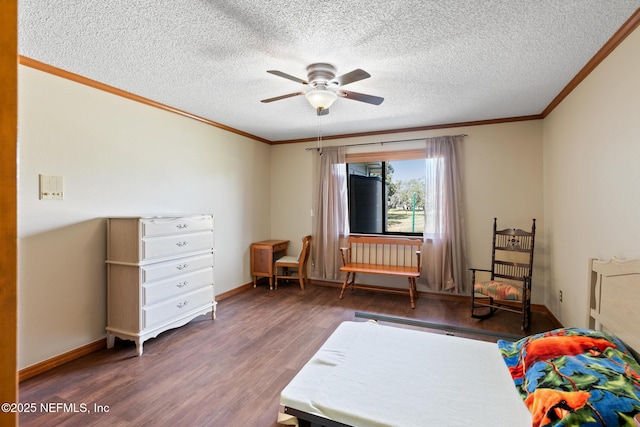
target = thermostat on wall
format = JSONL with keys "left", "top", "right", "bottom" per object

{"left": 39, "top": 174, "right": 64, "bottom": 200}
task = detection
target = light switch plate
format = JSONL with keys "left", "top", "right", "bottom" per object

{"left": 39, "top": 174, "right": 64, "bottom": 200}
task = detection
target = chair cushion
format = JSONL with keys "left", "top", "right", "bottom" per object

{"left": 474, "top": 281, "right": 522, "bottom": 301}
{"left": 275, "top": 255, "right": 299, "bottom": 264}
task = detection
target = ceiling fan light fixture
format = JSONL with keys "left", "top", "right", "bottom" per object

{"left": 305, "top": 87, "right": 338, "bottom": 110}
{"left": 263, "top": 63, "right": 383, "bottom": 113}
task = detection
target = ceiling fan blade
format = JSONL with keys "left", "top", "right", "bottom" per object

{"left": 261, "top": 92, "right": 305, "bottom": 103}
{"left": 267, "top": 70, "right": 308, "bottom": 85}
{"left": 339, "top": 90, "right": 384, "bottom": 105}
{"left": 334, "top": 69, "right": 370, "bottom": 86}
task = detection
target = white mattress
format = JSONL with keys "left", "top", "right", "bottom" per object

{"left": 280, "top": 320, "right": 531, "bottom": 427}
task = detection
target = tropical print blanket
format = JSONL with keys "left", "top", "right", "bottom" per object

{"left": 498, "top": 328, "right": 640, "bottom": 426}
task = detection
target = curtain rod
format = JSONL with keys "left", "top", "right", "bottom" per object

{"left": 304, "top": 134, "right": 468, "bottom": 151}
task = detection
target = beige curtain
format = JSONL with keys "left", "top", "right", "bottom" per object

{"left": 421, "top": 136, "right": 469, "bottom": 293}
{"left": 311, "top": 146, "right": 349, "bottom": 280}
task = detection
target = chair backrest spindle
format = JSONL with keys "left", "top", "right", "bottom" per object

{"left": 345, "top": 235, "right": 422, "bottom": 270}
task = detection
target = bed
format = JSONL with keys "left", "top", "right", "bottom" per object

{"left": 278, "top": 257, "right": 640, "bottom": 427}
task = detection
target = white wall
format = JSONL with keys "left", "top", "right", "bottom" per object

{"left": 270, "top": 121, "right": 544, "bottom": 299}
{"left": 543, "top": 25, "right": 640, "bottom": 328}
{"left": 270, "top": 142, "right": 315, "bottom": 256}
{"left": 18, "top": 66, "right": 272, "bottom": 369}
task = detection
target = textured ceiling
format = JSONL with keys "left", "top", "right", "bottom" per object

{"left": 18, "top": 1, "right": 640, "bottom": 142}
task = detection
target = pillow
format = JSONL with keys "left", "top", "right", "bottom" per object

{"left": 498, "top": 328, "right": 640, "bottom": 427}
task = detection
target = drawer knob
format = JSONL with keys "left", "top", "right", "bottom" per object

{"left": 176, "top": 223, "right": 189, "bottom": 229}
{"left": 177, "top": 301, "right": 189, "bottom": 309}
{"left": 176, "top": 263, "right": 189, "bottom": 270}
{"left": 176, "top": 241, "right": 189, "bottom": 247}
{"left": 177, "top": 281, "right": 189, "bottom": 288}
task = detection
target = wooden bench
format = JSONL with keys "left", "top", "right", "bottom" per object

{"left": 339, "top": 235, "right": 423, "bottom": 308}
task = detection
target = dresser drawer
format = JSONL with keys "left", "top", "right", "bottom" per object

{"left": 140, "top": 215, "right": 214, "bottom": 237}
{"left": 143, "top": 286, "right": 214, "bottom": 328}
{"left": 142, "top": 230, "right": 213, "bottom": 260}
{"left": 143, "top": 267, "right": 214, "bottom": 305}
{"left": 141, "top": 253, "right": 214, "bottom": 283}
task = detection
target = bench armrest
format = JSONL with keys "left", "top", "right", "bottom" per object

{"left": 339, "top": 246, "right": 351, "bottom": 266}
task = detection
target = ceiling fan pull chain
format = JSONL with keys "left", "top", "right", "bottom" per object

{"left": 316, "top": 113, "right": 323, "bottom": 154}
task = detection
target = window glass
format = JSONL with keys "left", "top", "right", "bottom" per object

{"left": 347, "top": 159, "right": 427, "bottom": 235}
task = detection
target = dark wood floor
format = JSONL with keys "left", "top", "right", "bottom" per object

{"left": 19, "top": 282, "right": 560, "bottom": 427}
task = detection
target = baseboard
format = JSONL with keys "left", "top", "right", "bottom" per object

{"left": 309, "top": 279, "right": 343, "bottom": 288}
{"left": 19, "top": 338, "right": 106, "bottom": 382}
{"left": 19, "top": 280, "right": 562, "bottom": 381}
{"left": 216, "top": 282, "right": 254, "bottom": 300}
{"left": 18, "top": 283, "right": 255, "bottom": 381}
{"left": 311, "top": 279, "right": 563, "bottom": 326}
{"left": 535, "top": 304, "right": 564, "bottom": 328}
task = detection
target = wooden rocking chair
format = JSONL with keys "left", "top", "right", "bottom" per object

{"left": 470, "top": 218, "right": 536, "bottom": 330}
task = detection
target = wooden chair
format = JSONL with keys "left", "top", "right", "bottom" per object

{"left": 470, "top": 218, "right": 536, "bottom": 330}
{"left": 274, "top": 235, "right": 312, "bottom": 290}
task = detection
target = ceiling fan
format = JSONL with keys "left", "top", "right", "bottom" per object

{"left": 261, "top": 63, "right": 384, "bottom": 116}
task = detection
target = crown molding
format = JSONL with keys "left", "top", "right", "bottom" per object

{"left": 542, "top": 7, "right": 640, "bottom": 117}
{"left": 271, "top": 115, "right": 543, "bottom": 145}
{"left": 18, "top": 56, "right": 272, "bottom": 145}
{"left": 19, "top": 6, "right": 640, "bottom": 147}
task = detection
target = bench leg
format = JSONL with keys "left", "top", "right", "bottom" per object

{"left": 339, "top": 272, "right": 355, "bottom": 299}
{"left": 408, "top": 277, "right": 417, "bottom": 309}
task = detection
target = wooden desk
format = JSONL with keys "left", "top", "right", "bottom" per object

{"left": 251, "top": 239, "right": 289, "bottom": 290}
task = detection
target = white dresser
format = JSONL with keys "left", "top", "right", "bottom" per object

{"left": 106, "top": 215, "right": 216, "bottom": 355}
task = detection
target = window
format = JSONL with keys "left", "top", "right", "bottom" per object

{"left": 347, "top": 154, "right": 442, "bottom": 236}
{"left": 343, "top": 138, "right": 467, "bottom": 293}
